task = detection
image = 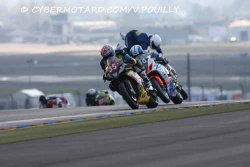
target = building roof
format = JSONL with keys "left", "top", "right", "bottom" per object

{"left": 72, "top": 20, "right": 117, "bottom": 30}
{"left": 229, "top": 19, "right": 250, "bottom": 28}
{"left": 20, "top": 89, "right": 44, "bottom": 97}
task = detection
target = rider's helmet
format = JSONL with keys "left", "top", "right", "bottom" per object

{"left": 130, "top": 45, "right": 143, "bottom": 57}
{"left": 150, "top": 34, "right": 162, "bottom": 49}
{"left": 86, "top": 88, "right": 98, "bottom": 97}
{"left": 100, "top": 45, "right": 115, "bottom": 58}
{"left": 39, "top": 95, "right": 47, "bottom": 105}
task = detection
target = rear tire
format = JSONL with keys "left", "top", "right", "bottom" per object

{"left": 118, "top": 82, "right": 139, "bottom": 109}
{"left": 146, "top": 92, "right": 158, "bottom": 108}
{"left": 150, "top": 78, "right": 170, "bottom": 103}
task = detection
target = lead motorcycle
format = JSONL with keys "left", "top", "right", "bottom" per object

{"left": 104, "top": 55, "right": 158, "bottom": 109}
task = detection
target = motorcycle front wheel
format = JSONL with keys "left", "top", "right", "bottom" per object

{"left": 118, "top": 81, "right": 139, "bottom": 109}
{"left": 150, "top": 78, "right": 170, "bottom": 103}
{"left": 180, "top": 89, "right": 188, "bottom": 100}
{"left": 171, "top": 93, "right": 183, "bottom": 104}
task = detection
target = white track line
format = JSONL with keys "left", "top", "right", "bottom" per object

{"left": 0, "top": 100, "right": 249, "bottom": 128}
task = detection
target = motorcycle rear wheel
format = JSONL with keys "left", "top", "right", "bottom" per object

{"left": 146, "top": 91, "right": 158, "bottom": 108}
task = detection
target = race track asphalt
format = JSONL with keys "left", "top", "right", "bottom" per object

{"left": 0, "top": 101, "right": 240, "bottom": 129}
{"left": 1, "top": 109, "right": 250, "bottom": 167}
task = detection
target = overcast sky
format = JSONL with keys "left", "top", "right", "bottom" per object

{"left": 4, "top": 0, "right": 235, "bottom": 7}
{"left": 1, "top": 0, "right": 249, "bottom": 21}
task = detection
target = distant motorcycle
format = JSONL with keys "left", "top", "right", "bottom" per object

{"left": 39, "top": 95, "right": 69, "bottom": 108}
{"left": 86, "top": 90, "right": 115, "bottom": 106}
{"left": 105, "top": 55, "right": 158, "bottom": 109}
{"left": 95, "top": 90, "right": 115, "bottom": 106}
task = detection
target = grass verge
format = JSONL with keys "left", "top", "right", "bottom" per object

{"left": 0, "top": 102, "right": 250, "bottom": 145}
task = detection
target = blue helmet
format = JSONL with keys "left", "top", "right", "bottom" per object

{"left": 130, "top": 45, "right": 143, "bottom": 57}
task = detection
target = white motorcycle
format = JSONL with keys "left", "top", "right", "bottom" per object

{"left": 146, "top": 53, "right": 184, "bottom": 104}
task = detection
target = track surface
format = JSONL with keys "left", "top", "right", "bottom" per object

{"left": 1, "top": 110, "right": 250, "bottom": 167}
{"left": 0, "top": 101, "right": 242, "bottom": 128}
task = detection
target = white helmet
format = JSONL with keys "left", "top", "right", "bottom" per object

{"left": 130, "top": 45, "right": 143, "bottom": 57}
{"left": 87, "top": 88, "right": 98, "bottom": 96}
{"left": 150, "top": 34, "right": 162, "bottom": 49}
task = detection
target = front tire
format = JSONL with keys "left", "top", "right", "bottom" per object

{"left": 180, "top": 89, "right": 188, "bottom": 100}
{"left": 150, "top": 78, "right": 170, "bottom": 103}
{"left": 171, "top": 93, "right": 183, "bottom": 104}
{"left": 118, "top": 82, "right": 139, "bottom": 109}
{"left": 109, "top": 100, "right": 115, "bottom": 105}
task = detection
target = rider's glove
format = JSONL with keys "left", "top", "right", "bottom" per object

{"left": 155, "top": 56, "right": 168, "bottom": 65}
{"left": 115, "top": 49, "right": 123, "bottom": 56}
{"left": 124, "top": 54, "right": 137, "bottom": 65}
{"left": 129, "top": 57, "right": 137, "bottom": 66}
{"left": 116, "top": 48, "right": 128, "bottom": 56}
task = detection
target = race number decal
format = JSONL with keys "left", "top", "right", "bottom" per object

{"left": 141, "top": 58, "right": 147, "bottom": 64}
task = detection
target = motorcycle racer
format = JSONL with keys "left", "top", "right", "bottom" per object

{"left": 86, "top": 88, "right": 115, "bottom": 106}
{"left": 130, "top": 45, "right": 178, "bottom": 97}
{"left": 121, "top": 30, "right": 162, "bottom": 53}
{"left": 95, "top": 90, "right": 115, "bottom": 106}
{"left": 121, "top": 30, "right": 168, "bottom": 67}
{"left": 100, "top": 44, "right": 153, "bottom": 91}
{"left": 39, "top": 95, "right": 69, "bottom": 108}
{"left": 85, "top": 88, "right": 99, "bottom": 106}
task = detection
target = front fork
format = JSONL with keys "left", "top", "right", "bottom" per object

{"left": 124, "top": 80, "right": 137, "bottom": 96}
{"left": 169, "top": 72, "right": 183, "bottom": 92}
